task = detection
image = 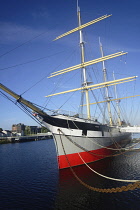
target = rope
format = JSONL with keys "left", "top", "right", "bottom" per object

{"left": 0, "top": 30, "right": 49, "bottom": 59}
{"left": 70, "top": 115, "right": 130, "bottom": 152}
{"left": 0, "top": 91, "right": 43, "bottom": 126}
{"left": 69, "top": 115, "right": 140, "bottom": 155}
{"left": 58, "top": 129, "right": 130, "bottom": 158}
{"left": 58, "top": 129, "right": 140, "bottom": 193}
{"left": 0, "top": 51, "right": 64, "bottom": 71}
{"left": 62, "top": 120, "right": 140, "bottom": 159}
{"left": 78, "top": 153, "right": 139, "bottom": 182}
{"left": 58, "top": 129, "right": 139, "bottom": 182}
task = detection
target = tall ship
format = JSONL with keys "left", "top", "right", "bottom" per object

{"left": 0, "top": 6, "right": 137, "bottom": 169}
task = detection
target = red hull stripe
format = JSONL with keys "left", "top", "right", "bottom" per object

{"left": 58, "top": 147, "right": 113, "bottom": 169}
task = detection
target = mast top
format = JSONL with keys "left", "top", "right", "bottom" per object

{"left": 77, "top": 0, "right": 80, "bottom": 13}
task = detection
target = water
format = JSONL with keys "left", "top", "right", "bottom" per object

{"left": 0, "top": 139, "right": 59, "bottom": 209}
{"left": 0, "top": 139, "right": 140, "bottom": 209}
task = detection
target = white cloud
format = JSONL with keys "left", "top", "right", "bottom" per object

{"left": 0, "top": 21, "right": 50, "bottom": 44}
{"left": 0, "top": 21, "right": 74, "bottom": 48}
{"left": 0, "top": 19, "right": 91, "bottom": 47}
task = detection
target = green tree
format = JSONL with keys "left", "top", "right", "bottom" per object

{"left": 41, "top": 127, "right": 49, "bottom": 133}
{"left": 24, "top": 126, "right": 30, "bottom": 136}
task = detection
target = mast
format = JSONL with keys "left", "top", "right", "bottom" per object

{"left": 99, "top": 38, "right": 113, "bottom": 126}
{"left": 49, "top": 7, "right": 133, "bottom": 123}
{"left": 77, "top": 7, "right": 91, "bottom": 119}
{"left": 113, "top": 72, "right": 121, "bottom": 126}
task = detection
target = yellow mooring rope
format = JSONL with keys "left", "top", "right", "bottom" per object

{"left": 58, "top": 129, "right": 140, "bottom": 193}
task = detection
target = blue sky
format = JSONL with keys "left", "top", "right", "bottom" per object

{"left": 0, "top": 0, "right": 140, "bottom": 130}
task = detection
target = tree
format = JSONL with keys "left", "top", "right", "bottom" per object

{"left": 41, "top": 127, "right": 49, "bottom": 133}
{"left": 24, "top": 126, "right": 31, "bottom": 136}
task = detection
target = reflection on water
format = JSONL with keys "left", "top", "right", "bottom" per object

{"left": 0, "top": 139, "right": 140, "bottom": 209}
{"left": 55, "top": 147, "right": 140, "bottom": 210}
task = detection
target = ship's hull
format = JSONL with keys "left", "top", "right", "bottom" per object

{"left": 53, "top": 133, "right": 131, "bottom": 169}
{"left": 38, "top": 114, "right": 131, "bottom": 169}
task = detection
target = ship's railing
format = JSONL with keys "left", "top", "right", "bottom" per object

{"left": 46, "top": 109, "right": 96, "bottom": 121}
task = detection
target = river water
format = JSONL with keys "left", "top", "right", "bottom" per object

{"left": 0, "top": 138, "right": 140, "bottom": 209}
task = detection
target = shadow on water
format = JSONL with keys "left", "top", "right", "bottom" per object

{"left": 55, "top": 149, "right": 140, "bottom": 210}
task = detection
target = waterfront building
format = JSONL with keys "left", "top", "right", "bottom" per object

{"left": 12, "top": 123, "right": 25, "bottom": 135}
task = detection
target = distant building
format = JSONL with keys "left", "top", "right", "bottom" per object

{"left": 11, "top": 124, "right": 45, "bottom": 136}
{"left": 0, "top": 131, "right": 4, "bottom": 137}
{"left": 12, "top": 123, "right": 25, "bottom": 133}
{"left": 24, "top": 126, "right": 42, "bottom": 135}
{"left": 25, "top": 126, "right": 38, "bottom": 134}
{"left": 2, "top": 130, "right": 12, "bottom": 137}
{"left": 12, "top": 123, "right": 25, "bottom": 136}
